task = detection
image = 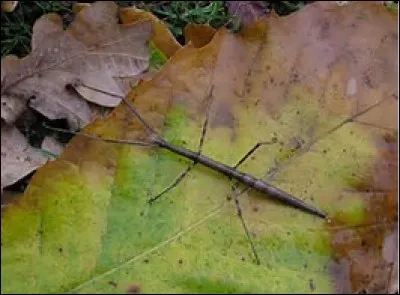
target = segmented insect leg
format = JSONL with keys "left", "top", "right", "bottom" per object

{"left": 228, "top": 139, "right": 278, "bottom": 265}
{"left": 230, "top": 139, "right": 278, "bottom": 194}
{"left": 147, "top": 162, "right": 196, "bottom": 204}
{"left": 148, "top": 89, "right": 214, "bottom": 204}
{"left": 231, "top": 183, "right": 261, "bottom": 265}
{"left": 233, "top": 139, "right": 277, "bottom": 170}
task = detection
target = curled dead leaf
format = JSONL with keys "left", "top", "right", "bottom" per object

{"left": 184, "top": 24, "right": 217, "bottom": 48}
{"left": 1, "top": 124, "right": 48, "bottom": 189}
{"left": 119, "top": 6, "right": 182, "bottom": 58}
{"left": 41, "top": 136, "right": 64, "bottom": 158}
{"left": 1, "top": 94, "right": 25, "bottom": 124}
{"left": 1, "top": 1, "right": 18, "bottom": 13}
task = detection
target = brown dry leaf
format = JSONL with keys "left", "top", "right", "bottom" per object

{"left": 1, "top": 190, "right": 21, "bottom": 208}
{"left": 0, "top": 124, "right": 48, "bottom": 189}
{"left": 41, "top": 136, "right": 64, "bottom": 157}
{"left": 382, "top": 228, "right": 399, "bottom": 293}
{"left": 72, "top": 2, "right": 91, "bottom": 14}
{"left": 1, "top": 1, "right": 18, "bottom": 12}
{"left": 1, "top": 93, "right": 25, "bottom": 124}
{"left": 1, "top": 1, "right": 152, "bottom": 128}
{"left": 184, "top": 23, "right": 217, "bottom": 48}
{"left": 119, "top": 6, "right": 182, "bottom": 58}
{"left": 226, "top": 1, "right": 269, "bottom": 26}
{"left": 72, "top": 4, "right": 181, "bottom": 58}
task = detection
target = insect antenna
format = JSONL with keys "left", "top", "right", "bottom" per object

{"left": 43, "top": 123, "right": 157, "bottom": 147}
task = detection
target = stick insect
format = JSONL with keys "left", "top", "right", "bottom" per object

{"left": 51, "top": 84, "right": 327, "bottom": 217}
{"left": 45, "top": 82, "right": 388, "bottom": 265}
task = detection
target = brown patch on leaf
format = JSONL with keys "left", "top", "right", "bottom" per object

{"left": 126, "top": 284, "right": 141, "bottom": 294}
{"left": 328, "top": 134, "right": 398, "bottom": 293}
{"left": 108, "top": 280, "right": 117, "bottom": 287}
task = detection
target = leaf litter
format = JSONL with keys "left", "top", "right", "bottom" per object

{"left": 0, "top": 2, "right": 177, "bottom": 193}
{"left": 1, "top": 1, "right": 398, "bottom": 294}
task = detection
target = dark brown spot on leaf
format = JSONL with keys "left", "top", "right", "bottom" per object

{"left": 362, "top": 71, "right": 375, "bottom": 89}
{"left": 108, "top": 281, "right": 117, "bottom": 288}
{"left": 309, "top": 279, "right": 315, "bottom": 291}
{"left": 383, "top": 132, "right": 396, "bottom": 143}
{"left": 126, "top": 284, "right": 141, "bottom": 294}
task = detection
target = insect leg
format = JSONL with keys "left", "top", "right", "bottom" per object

{"left": 230, "top": 139, "right": 278, "bottom": 194}
{"left": 148, "top": 88, "right": 214, "bottom": 204}
{"left": 226, "top": 139, "right": 278, "bottom": 264}
{"left": 147, "top": 162, "right": 196, "bottom": 204}
{"left": 233, "top": 139, "right": 277, "bottom": 170}
{"left": 230, "top": 183, "right": 261, "bottom": 265}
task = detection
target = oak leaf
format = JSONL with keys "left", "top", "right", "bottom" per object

{"left": 1, "top": 1, "right": 152, "bottom": 128}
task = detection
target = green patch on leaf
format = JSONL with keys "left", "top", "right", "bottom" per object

{"left": 163, "top": 105, "right": 191, "bottom": 146}
{"left": 149, "top": 41, "right": 168, "bottom": 69}
{"left": 175, "top": 275, "right": 255, "bottom": 294}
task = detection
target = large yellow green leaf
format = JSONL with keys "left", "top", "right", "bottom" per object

{"left": 1, "top": 2, "right": 397, "bottom": 294}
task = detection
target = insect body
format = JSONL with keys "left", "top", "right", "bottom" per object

{"left": 152, "top": 135, "right": 327, "bottom": 218}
